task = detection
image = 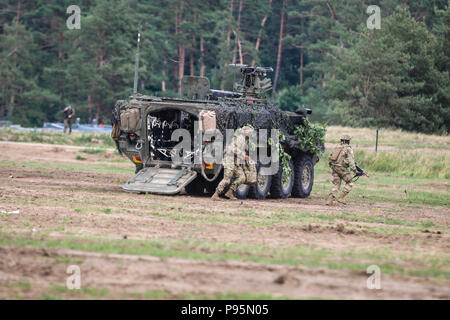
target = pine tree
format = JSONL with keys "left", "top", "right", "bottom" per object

{"left": 65, "top": 0, "right": 134, "bottom": 123}
{"left": 329, "top": 6, "right": 448, "bottom": 133}
{"left": 0, "top": 0, "right": 447, "bottom": 132}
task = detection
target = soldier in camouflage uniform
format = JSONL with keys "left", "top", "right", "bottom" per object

{"left": 212, "top": 126, "right": 257, "bottom": 200}
{"left": 326, "top": 134, "right": 357, "bottom": 205}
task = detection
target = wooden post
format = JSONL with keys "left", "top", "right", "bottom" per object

{"left": 375, "top": 129, "right": 379, "bottom": 153}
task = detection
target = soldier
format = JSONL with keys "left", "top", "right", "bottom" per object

{"left": 63, "top": 104, "right": 75, "bottom": 134}
{"left": 212, "top": 126, "right": 257, "bottom": 200}
{"left": 327, "top": 134, "right": 357, "bottom": 205}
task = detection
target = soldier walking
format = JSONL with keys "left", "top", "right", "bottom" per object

{"left": 327, "top": 134, "right": 357, "bottom": 205}
{"left": 63, "top": 104, "right": 75, "bottom": 134}
{"left": 212, "top": 126, "right": 257, "bottom": 200}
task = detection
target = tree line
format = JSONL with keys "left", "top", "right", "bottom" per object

{"left": 0, "top": 0, "right": 448, "bottom": 134}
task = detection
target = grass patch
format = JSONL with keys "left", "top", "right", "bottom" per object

{"left": 318, "top": 126, "right": 450, "bottom": 179}
{"left": 316, "top": 149, "right": 449, "bottom": 179}
{"left": 1, "top": 234, "right": 448, "bottom": 279}
{"left": 355, "top": 149, "right": 449, "bottom": 179}
{"left": 0, "top": 128, "right": 115, "bottom": 148}
{"left": 53, "top": 256, "right": 84, "bottom": 265}
{"left": 0, "top": 160, "right": 132, "bottom": 175}
{"left": 313, "top": 170, "right": 449, "bottom": 207}
{"left": 326, "top": 126, "right": 450, "bottom": 150}
{"left": 6, "top": 281, "right": 32, "bottom": 291}
{"left": 349, "top": 187, "right": 450, "bottom": 207}
{"left": 81, "top": 148, "right": 106, "bottom": 154}
{"left": 42, "top": 284, "right": 109, "bottom": 299}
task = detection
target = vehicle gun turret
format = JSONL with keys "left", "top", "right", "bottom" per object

{"left": 229, "top": 64, "right": 273, "bottom": 97}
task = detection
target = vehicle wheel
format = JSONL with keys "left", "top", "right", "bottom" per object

{"left": 203, "top": 180, "right": 219, "bottom": 196}
{"left": 270, "top": 159, "right": 294, "bottom": 199}
{"left": 235, "top": 184, "right": 250, "bottom": 199}
{"left": 292, "top": 154, "right": 314, "bottom": 198}
{"left": 185, "top": 176, "right": 208, "bottom": 196}
{"left": 249, "top": 165, "right": 272, "bottom": 200}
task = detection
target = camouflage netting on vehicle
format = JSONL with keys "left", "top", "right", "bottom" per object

{"left": 208, "top": 100, "right": 294, "bottom": 136}
{"left": 211, "top": 99, "right": 309, "bottom": 155}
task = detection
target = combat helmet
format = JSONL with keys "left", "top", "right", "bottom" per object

{"left": 340, "top": 134, "right": 351, "bottom": 141}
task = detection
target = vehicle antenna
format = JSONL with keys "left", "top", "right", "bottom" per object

{"left": 133, "top": 25, "right": 142, "bottom": 94}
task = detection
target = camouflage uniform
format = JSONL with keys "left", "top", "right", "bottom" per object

{"left": 63, "top": 105, "right": 75, "bottom": 134}
{"left": 327, "top": 134, "right": 357, "bottom": 205}
{"left": 214, "top": 127, "right": 256, "bottom": 199}
{"left": 244, "top": 161, "right": 257, "bottom": 185}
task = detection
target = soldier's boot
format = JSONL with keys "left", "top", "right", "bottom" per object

{"left": 211, "top": 191, "right": 221, "bottom": 201}
{"left": 326, "top": 195, "right": 335, "bottom": 206}
{"left": 337, "top": 192, "right": 348, "bottom": 205}
{"left": 224, "top": 189, "right": 237, "bottom": 200}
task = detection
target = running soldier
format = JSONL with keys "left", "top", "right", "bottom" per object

{"left": 327, "top": 134, "right": 357, "bottom": 205}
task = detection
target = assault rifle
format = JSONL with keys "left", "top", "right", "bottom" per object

{"left": 353, "top": 165, "right": 369, "bottom": 182}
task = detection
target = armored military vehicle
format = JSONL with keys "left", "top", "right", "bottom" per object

{"left": 114, "top": 64, "right": 322, "bottom": 199}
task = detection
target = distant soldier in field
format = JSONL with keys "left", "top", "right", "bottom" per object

{"left": 211, "top": 126, "right": 257, "bottom": 200}
{"left": 63, "top": 104, "right": 75, "bottom": 134}
{"left": 327, "top": 134, "right": 357, "bottom": 205}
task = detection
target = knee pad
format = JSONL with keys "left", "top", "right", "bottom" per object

{"left": 332, "top": 176, "right": 341, "bottom": 185}
{"left": 343, "top": 182, "right": 353, "bottom": 193}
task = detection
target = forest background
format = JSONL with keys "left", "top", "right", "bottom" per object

{"left": 0, "top": 0, "right": 448, "bottom": 134}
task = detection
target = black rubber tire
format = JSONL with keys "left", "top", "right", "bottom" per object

{"left": 185, "top": 175, "right": 209, "bottom": 196}
{"left": 270, "top": 159, "right": 294, "bottom": 199}
{"left": 249, "top": 165, "right": 272, "bottom": 200}
{"left": 204, "top": 180, "right": 219, "bottom": 196}
{"left": 292, "top": 154, "right": 314, "bottom": 198}
{"left": 235, "top": 184, "right": 250, "bottom": 199}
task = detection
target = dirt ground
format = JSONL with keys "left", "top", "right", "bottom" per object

{"left": 0, "top": 141, "right": 448, "bottom": 300}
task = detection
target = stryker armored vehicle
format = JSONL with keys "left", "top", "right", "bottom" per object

{"left": 114, "top": 64, "right": 323, "bottom": 199}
